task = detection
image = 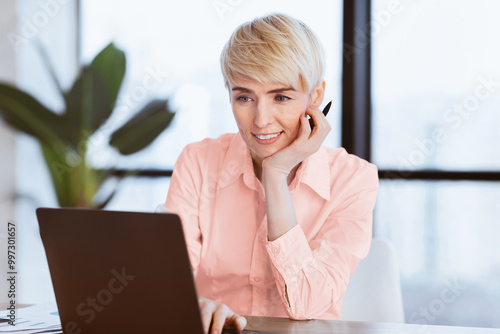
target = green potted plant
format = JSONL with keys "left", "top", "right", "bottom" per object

{"left": 0, "top": 43, "right": 175, "bottom": 208}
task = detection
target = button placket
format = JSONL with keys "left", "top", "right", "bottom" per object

{"left": 249, "top": 195, "right": 268, "bottom": 311}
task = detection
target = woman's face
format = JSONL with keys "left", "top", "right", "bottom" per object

{"left": 229, "top": 76, "right": 312, "bottom": 166}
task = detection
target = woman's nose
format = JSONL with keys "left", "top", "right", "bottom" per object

{"left": 253, "top": 102, "right": 274, "bottom": 128}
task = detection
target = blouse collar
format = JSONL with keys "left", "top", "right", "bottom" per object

{"left": 218, "top": 133, "right": 331, "bottom": 201}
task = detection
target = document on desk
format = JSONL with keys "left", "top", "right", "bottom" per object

{"left": 0, "top": 302, "right": 62, "bottom": 333}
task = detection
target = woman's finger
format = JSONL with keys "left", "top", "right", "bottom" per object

{"left": 225, "top": 312, "right": 247, "bottom": 330}
{"left": 306, "top": 105, "right": 326, "bottom": 133}
{"left": 200, "top": 303, "right": 215, "bottom": 334}
{"left": 211, "top": 304, "right": 231, "bottom": 334}
{"left": 298, "top": 114, "right": 312, "bottom": 142}
{"left": 306, "top": 105, "right": 331, "bottom": 142}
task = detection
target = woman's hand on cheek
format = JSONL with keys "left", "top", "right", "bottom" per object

{"left": 262, "top": 106, "right": 331, "bottom": 175}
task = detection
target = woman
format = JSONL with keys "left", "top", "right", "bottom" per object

{"left": 165, "top": 13, "right": 378, "bottom": 333}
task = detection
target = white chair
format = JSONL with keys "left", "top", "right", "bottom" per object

{"left": 342, "top": 238, "right": 405, "bottom": 323}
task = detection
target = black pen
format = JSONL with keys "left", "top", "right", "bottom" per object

{"left": 322, "top": 100, "right": 332, "bottom": 116}
{"left": 309, "top": 100, "right": 332, "bottom": 129}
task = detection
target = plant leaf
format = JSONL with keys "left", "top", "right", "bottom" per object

{"left": 34, "top": 38, "right": 64, "bottom": 95}
{"left": 94, "top": 188, "right": 117, "bottom": 209}
{"left": 42, "top": 142, "right": 104, "bottom": 208}
{"left": 64, "top": 66, "right": 113, "bottom": 145}
{"left": 109, "top": 99, "right": 175, "bottom": 155}
{"left": 41, "top": 142, "right": 77, "bottom": 207}
{"left": 0, "top": 82, "right": 66, "bottom": 145}
{"left": 90, "top": 42, "right": 126, "bottom": 109}
{"left": 92, "top": 168, "right": 137, "bottom": 209}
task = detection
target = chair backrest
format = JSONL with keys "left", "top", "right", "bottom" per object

{"left": 342, "top": 238, "right": 405, "bottom": 323}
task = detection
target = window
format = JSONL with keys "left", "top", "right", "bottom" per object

{"left": 372, "top": 0, "right": 500, "bottom": 171}
{"left": 372, "top": 0, "right": 500, "bottom": 327}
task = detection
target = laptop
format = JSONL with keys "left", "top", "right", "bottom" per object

{"left": 37, "top": 208, "right": 275, "bottom": 334}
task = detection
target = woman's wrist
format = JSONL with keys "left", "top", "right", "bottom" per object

{"left": 262, "top": 165, "right": 289, "bottom": 185}
{"left": 262, "top": 171, "right": 288, "bottom": 189}
{"left": 262, "top": 159, "right": 291, "bottom": 175}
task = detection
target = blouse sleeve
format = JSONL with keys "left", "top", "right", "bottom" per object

{"left": 265, "top": 162, "right": 379, "bottom": 320}
{"left": 164, "top": 144, "right": 203, "bottom": 275}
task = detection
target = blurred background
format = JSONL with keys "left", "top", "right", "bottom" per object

{"left": 0, "top": 0, "right": 499, "bottom": 328}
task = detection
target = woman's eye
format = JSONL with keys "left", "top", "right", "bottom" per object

{"left": 236, "top": 96, "right": 252, "bottom": 102}
{"left": 275, "top": 95, "right": 290, "bottom": 102}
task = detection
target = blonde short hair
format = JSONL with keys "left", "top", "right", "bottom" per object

{"left": 220, "top": 13, "right": 326, "bottom": 93}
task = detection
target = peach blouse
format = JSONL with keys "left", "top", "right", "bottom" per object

{"left": 165, "top": 133, "right": 378, "bottom": 320}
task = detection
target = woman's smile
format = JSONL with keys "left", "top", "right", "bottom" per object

{"left": 253, "top": 131, "right": 284, "bottom": 144}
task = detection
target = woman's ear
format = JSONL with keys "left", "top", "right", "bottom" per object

{"left": 309, "top": 80, "right": 326, "bottom": 108}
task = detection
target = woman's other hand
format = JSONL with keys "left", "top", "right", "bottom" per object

{"left": 263, "top": 105, "right": 331, "bottom": 175}
{"left": 198, "top": 297, "right": 247, "bottom": 334}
